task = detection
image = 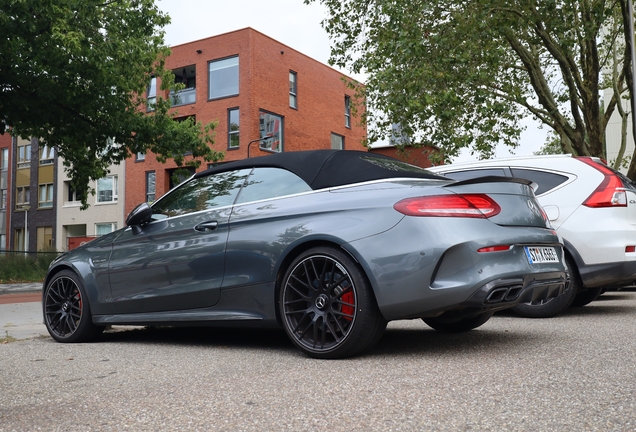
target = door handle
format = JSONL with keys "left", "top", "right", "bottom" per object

{"left": 194, "top": 221, "right": 218, "bottom": 232}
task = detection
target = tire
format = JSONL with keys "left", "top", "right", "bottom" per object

{"left": 43, "top": 270, "right": 104, "bottom": 343}
{"left": 510, "top": 254, "right": 579, "bottom": 318}
{"left": 570, "top": 286, "right": 603, "bottom": 307}
{"left": 423, "top": 311, "right": 494, "bottom": 333}
{"left": 280, "top": 246, "right": 386, "bottom": 359}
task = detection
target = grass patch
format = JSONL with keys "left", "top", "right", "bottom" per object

{"left": 0, "top": 252, "right": 59, "bottom": 284}
{"left": 1, "top": 331, "right": 17, "bottom": 344}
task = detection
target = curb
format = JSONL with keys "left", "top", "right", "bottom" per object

{"left": 0, "top": 283, "right": 43, "bottom": 296}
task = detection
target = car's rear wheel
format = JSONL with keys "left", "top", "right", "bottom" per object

{"left": 510, "top": 255, "right": 578, "bottom": 318}
{"left": 43, "top": 270, "right": 104, "bottom": 343}
{"left": 280, "top": 247, "right": 386, "bottom": 359}
{"left": 570, "top": 286, "right": 603, "bottom": 307}
{"left": 423, "top": 311, "right": 494, "bottom": 333}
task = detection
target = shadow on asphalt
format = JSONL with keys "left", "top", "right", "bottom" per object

{"left": 496, "top": 303, "right": 635, "bottom": 318}
{"left": 36, "top": 290, "right": 634, "bottom": 358}
{"left": 593, "top": 293, "right": 634, "bottom": 302}
{"left": 48, "top": 321, "right": 548, "bottom": 359}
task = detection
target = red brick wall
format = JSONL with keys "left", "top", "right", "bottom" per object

{"left": 370, "top": 146, "right": 438, "bottom": 168}
{"left": 126, "top": 28, "right": 366, "bottom": 215}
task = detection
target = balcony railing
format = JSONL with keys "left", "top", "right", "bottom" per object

{"left": 170, "top": 88, "right": 196, "bottom": 107}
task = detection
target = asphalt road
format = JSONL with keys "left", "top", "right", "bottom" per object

{"left": 1, "top": 290, "right": 635, "bottom": 431}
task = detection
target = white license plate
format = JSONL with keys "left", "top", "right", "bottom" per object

{"left": 524, "top": 246, "right": 559, "bottom": 264}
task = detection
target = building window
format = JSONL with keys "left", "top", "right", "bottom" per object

{"left": 146, "top": 171, "right": 156, "bottom": 203}
{"left": 65, "top": 182, "right": 84, "bottom": 204}
{"left": 259, "top": 111, "right": 283, "bottom": 153}
{"left": 14, "top": 228, "right": 25, "bottom": 251}
{"left": 18, "top": 142, "right": 31, "bottom": 166}
{"left": 345, "top": 95, "right": 351, "bottom": 128}
{"left": 147, "top": 76, "right": 157, "bottom": 111}
{"left": 95, "top": 223, "right": 117, "bottom": 236}
{"left": 39, "top": 144, "right": 54, "bottom": 165}
{"left": 289, "top": 71, "right": 297, "bottom": 109}
{"left": 228, "top": 108, "right": 239, "bottom": 149}
{"left": 38, "top": 184, "right": 54, "bottom": 208}
{"left": 36, "top": 226, "right": 53, "bottom": 251}
{"left": 16, "top": 186, "right": 29, "bottom": 207}
{"left": 209, "top": 56, "right": 239, "bottom": 100}
{"left": 170, "top": 66, "right": 197, "bottom": 106}
{"left": 1, "top": 148, "right": 8, "bottom": 169}
{"left": 331, "top": 133, "right": 344, "bottom": 150}
{"left": 97, "top": 176, "right": 118, "bottom": 203}
{"left": 136, "top": 152, "right": 146, "bottom": 162}
{"left": 0, "top": 148, "right": 7, "bottom": 210}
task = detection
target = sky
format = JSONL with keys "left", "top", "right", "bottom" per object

{"left": 156, "top": 0, "right": 547, "bottom": 162}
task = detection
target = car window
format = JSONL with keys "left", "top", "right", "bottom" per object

{"left": 442, "top": 168, "right": 508, "bottom": 181}
{"left": 610, "top": 167, "right": 636, "bottom": 191}
{"left": 235, "top": 167, "right": 312, "bottom": 204}
{"left": 510, "top": 168, "right": 569, "bottom": 195}
{"left": 152, "top": 169, "right": 251, "bottom": 217}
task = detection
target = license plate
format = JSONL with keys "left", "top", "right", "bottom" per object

{"left": 524, "top": 246, "right": 559, "bottom": 264}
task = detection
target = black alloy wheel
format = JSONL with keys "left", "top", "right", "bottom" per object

{"left": 43, "top": 270, "right": 103, "bottom": 343}
{"left": 510, "top": 255, "right": 578, "bottom": 318}
{"left": 280, "top": 247, "right": 386, "bottom": 359}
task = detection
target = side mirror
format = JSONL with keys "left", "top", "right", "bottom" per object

{"left": 126, "top": 202, "right": 153, "bottom": 234}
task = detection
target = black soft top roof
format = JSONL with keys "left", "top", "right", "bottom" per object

{"left": 194, "top": 150, "right": 445, "bottom": 190}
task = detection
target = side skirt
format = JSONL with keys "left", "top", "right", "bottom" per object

{"left": 93, "top": 308, "right": 265, "bottom": 326}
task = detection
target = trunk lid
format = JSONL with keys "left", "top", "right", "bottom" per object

{"left": 443, "top": 176, "right": 550, "bottom": 228}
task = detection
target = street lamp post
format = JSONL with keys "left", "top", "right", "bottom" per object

{"left": 21, "top": 204, "right": 30, "bottom": 254}
{"left": 247, "top": 138, "right": 263, "bottom": 158}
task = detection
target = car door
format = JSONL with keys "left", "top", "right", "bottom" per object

{"left": 106, "top": 169, "right": 251, "bottom": 314}
{"left": 222, "top": 167, "right": 313, "bottom": 289}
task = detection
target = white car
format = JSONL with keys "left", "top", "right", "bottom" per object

{"left": 429, "top": 154, "right": 636, "bottom": 317}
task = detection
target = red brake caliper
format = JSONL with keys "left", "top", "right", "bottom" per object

{"left": 341, "top": 290, "right": 354, "bottom": 321}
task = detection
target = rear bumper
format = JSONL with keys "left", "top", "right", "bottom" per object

{"left": 460, "top": 271, "right": 566, "bottom": 311}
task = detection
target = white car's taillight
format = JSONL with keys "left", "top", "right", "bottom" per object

{"left": 578, "top": 157, "right": 628, "bottom": 208}
{"left": 393, "top": 194, "right": 501, "bottom": 218}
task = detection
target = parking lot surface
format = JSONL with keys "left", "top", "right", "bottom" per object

{"left": 1, "top": 289, "right": 635, "bottom": 431}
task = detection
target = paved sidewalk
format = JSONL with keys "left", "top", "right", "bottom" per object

{"left": 0, "top": 283, "right": 46, "bottom": 340}
{"left": 0, "top": 301, "right": 47, "bottom": 340}
{"left": 0, "top": 282, "right": 43, "bottom": 295}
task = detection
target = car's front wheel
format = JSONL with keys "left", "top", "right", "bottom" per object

{"left": 423, "top": 311, "right": 494, "bottom": 333}
{"left": 43, "top": 270, "right": 104, "bottom": 343}
{"left": 280, "top": 246, "right": 386, "bottom": 359}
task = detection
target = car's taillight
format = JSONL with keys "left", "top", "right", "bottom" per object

{"left": 578, "top": 157, "right": 627, "bottom": 208}
{"left": 393, "top": 194, "right": 501, "bottom": 218}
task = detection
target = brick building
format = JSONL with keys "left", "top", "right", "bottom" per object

{"left": 12, "top": 137, "right": 57, "bottom": 252}
{"left": 126, "top": 28, "right": 366, "bottom": 214}
{"left": 370, "top": 144, "right": 437, "bottom": 168}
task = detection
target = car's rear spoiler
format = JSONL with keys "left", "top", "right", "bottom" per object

{"left": 443, "top": 175, "right": 534, "bottom": 187}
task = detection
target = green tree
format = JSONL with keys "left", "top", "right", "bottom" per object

{"left": 534, "top": 131, "right": 565, "bottom": 156}
{"left": 308, "top": 0, "right": 636, "bottom": 177}
{"left": 0, "top": 0, "right": 223, "bottom": 208}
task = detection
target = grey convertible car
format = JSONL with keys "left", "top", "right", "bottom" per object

{"left": 43, "top": 150, "right": 566, "bottom": 358}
